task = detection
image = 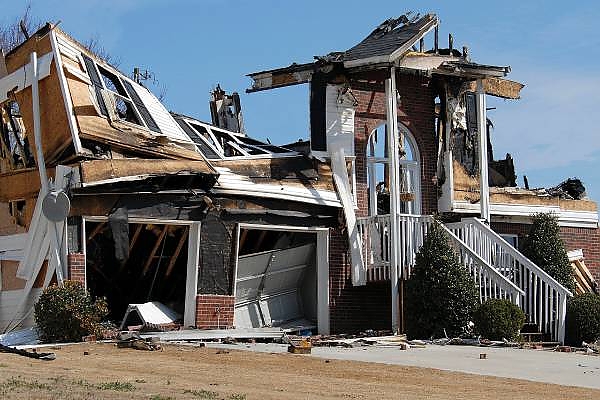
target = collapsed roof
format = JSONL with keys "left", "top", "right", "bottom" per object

{"left": 247, "top": 13, "right": 523, "bottom": 99}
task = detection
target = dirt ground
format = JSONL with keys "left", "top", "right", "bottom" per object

{"left": 1, "top": 342, "right": 599, "bottom": 400}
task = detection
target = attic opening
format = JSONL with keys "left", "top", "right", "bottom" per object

{"left": 85, "top": 221, "right": 190, "bottom": 325}
{"left": 234, "top": 226, "right": 329, "bottom": 333}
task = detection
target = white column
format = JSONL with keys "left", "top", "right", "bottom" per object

{"left": 316, "top": 229, "right": 330, "bottom": 335}
{"left": 184, "top": 222, "right": 201, "bottom": 327}
{"left": 476, "top": 79, "right": 490, "bottom": 223}
{"left": 386, "top": 67, "right": 401, "bottom": 334}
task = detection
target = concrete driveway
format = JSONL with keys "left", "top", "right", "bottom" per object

{"left": 207, "top": 342, "right": 600, "bottom": 389}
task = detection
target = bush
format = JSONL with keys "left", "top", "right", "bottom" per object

{"left": 522, "top": 213, "right": 575, "bottom": 293}
{"left": 405, "top": 222, "right": 479, "bottom": 339}
{"left": 473, "top": 299, "right": 525, "bottom": 341}
{"left": 34, "top": 280, "right": 108, "bottom": 343}
{"left": 566, "top": 293, "right": 600, "bottom": 346}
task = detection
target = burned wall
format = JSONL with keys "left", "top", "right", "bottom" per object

{"left": 198, "top": 213, "right": 235, "bottom": 295}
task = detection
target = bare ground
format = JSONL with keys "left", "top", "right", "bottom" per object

{"left": 0, "top": 342, "right": 598, "bottom": 400}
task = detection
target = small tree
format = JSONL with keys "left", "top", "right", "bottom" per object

{"left": 522, "top": 213, "right": 575, "bottom": 293}
{"left": 405, "top": 222, "right": 479, "bottom": 339}
{"left": 34, "top": 280, "right": 108, "bottom": 343}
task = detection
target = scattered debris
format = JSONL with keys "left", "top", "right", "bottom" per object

{"left": 120, "top": 301, "right": 182, "bottom": 332}
{"left": 288, "top": 338, "right": 312, "bottom": 354}
{"left": 547, "top": 178, "right": 587, "bottom": 200}
{"left": 116, "top": 331, "right": 161, "bottom": 351}
{"left": 0, "top": 342, "right": 55, "bottom": 360}
{"left": 568, "top": 249, "right": 598, "bottom": 295}
{"left": 0, "top": 327, "right": 40, "bottom": 346}
{"left": 583, "top": 340, "right": 600, "bottom": 354}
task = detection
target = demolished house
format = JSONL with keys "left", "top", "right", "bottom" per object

{"left": 0, "top": 14, "right": 598, "bottom": 344}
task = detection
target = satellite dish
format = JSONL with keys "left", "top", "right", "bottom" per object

{"left": 42, "top": 190, "right": 71, "bottom": 222}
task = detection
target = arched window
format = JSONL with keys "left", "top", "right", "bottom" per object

{"left": 366, "top": 123, "right": 421, "bottom": 215}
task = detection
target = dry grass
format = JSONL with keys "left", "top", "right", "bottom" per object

{"left": 0, "top": 342, "right": 598, "bottom": 399}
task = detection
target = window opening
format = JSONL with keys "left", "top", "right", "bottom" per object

{"left": 0, "top": 103, "right": 35, "bottom": 172}
{"left": 174, "top": 119, "right": 220, "bottom": 159}
{"left": 9, "top": 199, "right": 27, "bottom": 227}
{"left": 83, "top": 54, "right": 161, "bottom": 133}
{"left": 367, "top": 124, "right": 421, "bottom": 216}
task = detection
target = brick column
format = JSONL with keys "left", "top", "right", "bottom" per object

{"left": 195, "top": 295, "right": 234, "bottom": 329}
{"left": 67, "top": 252, "right": 86, "bottom": 285}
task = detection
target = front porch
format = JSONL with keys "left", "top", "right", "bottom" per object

{"left": 356, "top": 213, "right": 571, "bottom": 342}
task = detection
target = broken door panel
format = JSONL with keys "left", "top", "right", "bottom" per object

{"left": 234, "top": 243, "right": 316, "bottom": 329}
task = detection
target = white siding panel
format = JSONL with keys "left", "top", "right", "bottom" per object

{"left": 325, "top": 84, "right": 355, "bottom": 156}
{"left": 126, "top": 79, "right": 193, "bottom": 143}
{"left": 0, "top": 288, "right": 42, "bottom": 333}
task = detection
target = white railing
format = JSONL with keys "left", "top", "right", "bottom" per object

{"left": 356, "top": 214, "right": 392, "bottom": 281}
{"left": 356, "top": 214, "right": 524, "bottom": 308}
{"left": 446, "top": 218, "right": 572, "bottom": 343}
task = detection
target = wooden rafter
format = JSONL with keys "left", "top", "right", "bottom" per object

{"left": 142, "top": 225, "right": 169, "bottom": 276}
{"left": 165, "top": 226, "right": 189, "bottom": 278}
{"left": 86, "top": 221, "right": 107, "bottom": 243}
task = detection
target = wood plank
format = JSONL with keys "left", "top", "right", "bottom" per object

{"left": 165, "top": 227, "right": 189, "bottom": 277}
{"left": 86, "top": 221, "right": 107, "bottom": 243}
{"left": 0, "top": 167, "right": 44, "bottom": 202}
{"left": 79, "top": 159, "right": 217, "bottom": 184}
{"left": 465, "top": 77, "right": 524, "bottom": 100}
{"left": 142, "top": 225, "right": 169, "bottom": 276}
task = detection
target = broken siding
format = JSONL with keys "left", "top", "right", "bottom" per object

{"left": 2, "top": 32, "right": 74, "bottom": 165}
{"left": 123, "top": 79, "right": 192, "bottom": 143}
{"left": 325, "top": 84, "right": 355, "bottom": 156}
{"left": 54, "top": 32, "right": 202, "bottom": 160}
{"left": 0, "top": 288, "right": 42, "bottom": 332}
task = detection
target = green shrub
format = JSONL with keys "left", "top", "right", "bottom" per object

{"left": 34, "top": 280, "right": 108, "bottom": 343}
{"left": 522, "top": 213, "right": 575, "bottom": 293}
{"left": 566, "top": 293, "right": 600, "bottom": 346}
{"left": 473, "top": 299, "right": 525, "bottom": 341}
{"left": 405, "top": 222, "right": 479, "bottom": 339}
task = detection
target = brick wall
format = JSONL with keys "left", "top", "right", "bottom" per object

{"left": 492, "top": 222, "right": 600, "bottom": 282}
{"left": 67, "top": 252, "right": 85, "bottom": 285}
{"left": 195, "top": 294, "right": 234, "bottom": 329}
{"left": 328, "top": 227, "right": 392, "bottom": 333}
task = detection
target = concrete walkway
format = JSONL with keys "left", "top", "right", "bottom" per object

{"left": 206, "top": 342, "right": 600, "bottom": 389}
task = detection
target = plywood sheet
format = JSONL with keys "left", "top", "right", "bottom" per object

{"left": 79, "top": 159, "right": 217, "bottom": 184}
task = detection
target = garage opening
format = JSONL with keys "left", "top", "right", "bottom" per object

{"left": 234, "top": 227, "right": 322, "bottom": 332}
{"left": 85, "top": 222, "right": 189, "bottom": 324}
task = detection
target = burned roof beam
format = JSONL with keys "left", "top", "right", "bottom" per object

{"left": 246, "top": 63, "right": 316, "bottom": 93}
{"left": 465, "top": 77, "right": 524, "bottom": 100}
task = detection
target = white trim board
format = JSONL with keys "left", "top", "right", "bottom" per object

{"left": 452, "top": 201, "right": 599, "bottom": 228}
{"left": 0, "top": 52, "right": 53, "bottom": 103}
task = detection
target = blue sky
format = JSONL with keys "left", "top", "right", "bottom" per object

{"left": 3, "top": 1, "right": 600, "bottom": 203}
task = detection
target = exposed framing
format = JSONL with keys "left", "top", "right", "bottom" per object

{"left": 81, "top": 216, "right": 199, "bottom": 327}
{"left": 234, "top": 223, "right": 330, "bottom": 335}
